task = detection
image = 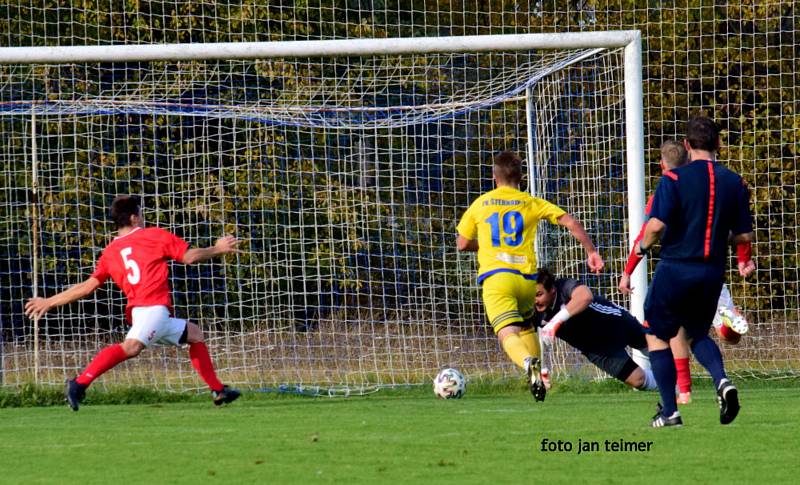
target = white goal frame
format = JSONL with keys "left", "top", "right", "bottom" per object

{"left": 1, "top": 31, "right": 647, "bottom": 386}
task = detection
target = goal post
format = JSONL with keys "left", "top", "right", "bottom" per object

{"left": 0, "top": 31, "right": 647, "bottom": 393}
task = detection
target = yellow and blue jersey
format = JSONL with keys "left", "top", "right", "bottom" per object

{"left": 457, "top": 186, "right": 566, "bottom": 283}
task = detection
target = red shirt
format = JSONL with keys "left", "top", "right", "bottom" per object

{"left": 91, "top": 227, "right": 189, "bottom": 322}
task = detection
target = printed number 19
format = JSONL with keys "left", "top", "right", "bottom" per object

{"left": 486, "top": 211, "right": 524, "bottom": 247}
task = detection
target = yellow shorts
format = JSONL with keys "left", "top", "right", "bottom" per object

{"left": 481, "top": 271, "right": 537, "bottom": 334}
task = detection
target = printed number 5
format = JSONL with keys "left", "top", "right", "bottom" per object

{"left": 120, "top": 247, "right": 141, "bottom": 285}
{"left": 486, "top": 211, "right": 524, "bottom": 247}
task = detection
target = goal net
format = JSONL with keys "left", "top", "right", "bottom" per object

{"left": 0, "top": 33, "right": 645, "bottom": 393}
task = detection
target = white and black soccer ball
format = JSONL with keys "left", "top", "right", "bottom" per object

{"left": 433, "top": 368, "right": 466, "bottom": 399}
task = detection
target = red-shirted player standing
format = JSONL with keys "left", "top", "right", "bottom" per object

{"left": 25, "top": 195, "right": 242, "bottom": 411}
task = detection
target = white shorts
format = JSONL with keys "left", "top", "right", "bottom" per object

{"left": 128, "top": 306, "right": 187, "bottom": 347}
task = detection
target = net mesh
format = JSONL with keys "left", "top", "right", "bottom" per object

{"left": 2, "top": 1, "right": 798, "bottom": 389}
{"left": 1, "top": 46, "right": 632, "bottom": 391}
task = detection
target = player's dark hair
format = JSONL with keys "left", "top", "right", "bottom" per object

{"left": 536, "top": 268, "right": 557, "bottom": 291}
{"left": 493, "top": 151, "right": 523, "bottom": 185}
{"left": 685, "top": 116, "right": 720, "bottom": 152}
{"left": 660, "top": 139, "right": 687, "bottom": 169}
{"left": 111, "top": 195, "right": 141, "bottom": 229}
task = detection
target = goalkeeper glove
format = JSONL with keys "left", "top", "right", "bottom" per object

{"left": 540, "top": 307, "right": 570, "bottom": 346}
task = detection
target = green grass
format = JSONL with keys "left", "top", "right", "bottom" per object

{"left": 1, "top": 383, "right": 798, "bottom": 484}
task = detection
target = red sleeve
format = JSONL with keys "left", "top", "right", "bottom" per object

{"left": 159, "top": 228, "right": 190, "bottom": 262}
{"left": 644, "top": 194, "right": 655, "bottom": 216}
{"left": 736, "top": 241, "right": 752, "bottom": 263}
{"left": 90, "top": 253, "right": 110, "bottom": 284}
{"left": 624, "top": 194, "right": 656, "bottom": 275}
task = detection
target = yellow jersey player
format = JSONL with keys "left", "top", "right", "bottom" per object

{"left": 456, "top": 151, "right": 604, "bottom": 401}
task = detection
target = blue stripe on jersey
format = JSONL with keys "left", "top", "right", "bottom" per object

{"left": 589, "top": 302, "right": 623, "bottom": 316}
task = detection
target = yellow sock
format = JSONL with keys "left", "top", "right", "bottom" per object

{"left": 519, "top": 328, "right": 541, "bottom": 360}
{"left": 501, "top": 333, "right": 531, "bottom": 369}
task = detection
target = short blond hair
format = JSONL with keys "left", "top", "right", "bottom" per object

{"left": 660, "top": 140, "right": 688, "bottom": 169}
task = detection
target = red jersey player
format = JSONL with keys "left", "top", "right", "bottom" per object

{"left": 618, "top": 140, "right": 751, "bottom": 405}
{"left": 25, "top": 195, "right": 242, "bottom": 410}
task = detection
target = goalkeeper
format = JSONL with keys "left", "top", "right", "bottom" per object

{"left": 534, "top": 268, "right": 658, "bottom": 391}
{"left": 456, "top": 151, "right": 604, "bottom": 402}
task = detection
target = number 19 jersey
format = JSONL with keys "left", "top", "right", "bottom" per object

{"left": 457, "top": 186, "right": 566, "bottom": 283}
{"left": 90, "top": 226, "right": 190, "bottom": 322}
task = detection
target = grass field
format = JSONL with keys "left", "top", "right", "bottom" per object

{"left": 1, "top": 382, "right": 798, "bottom": 484}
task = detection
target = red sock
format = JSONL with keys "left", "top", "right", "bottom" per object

{"left": 674, "top": 357, "right": 691, "bottom": 393}
{"left": 718, "top": 325, "right": 734, "bottom": 339}
{"left": 75, "top": 344, "right": 129, "bottom": 387}
{"left": 189, "top": 342, "right": 223, "bottom": 392}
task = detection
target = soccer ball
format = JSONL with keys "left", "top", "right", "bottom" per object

{"left": 433, "top": 368, "right": 466, "bottom": 399}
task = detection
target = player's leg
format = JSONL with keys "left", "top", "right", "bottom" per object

{"left": 685, "top": 269, "right": 739, "bottom": 424}
{"left": 624, "top": 367, "right": 650, "bottom": 389}
{"left": 715, "top": 323, "right": 743, "bottom": 344}
{"left": 618, "top": 314, "right": 657, "bottom": 391}
{"left": 645, "top": 332, "right": 685, "bottom": 428}
{"left": 495, "top": 325, "right": 530, "bottom": 369}
{"left": 497, "top": 324, "right": 546, "bottom": 401}
{"left": 583, "top": 349, "right": 657, "bottom": 391}
{"left": 714, "top": 284, "right": 749, "bottom": 338}
{"left": 518, "top": 291, "right": 547, "bottom": 387}
{"left": 671, "top": 327, "right": 692, "bottom": 404}
{"left": 484, "top": 273, "right": 532, "bottom": 369}
{"left": 66, "top": 308, "right": 155, "bottom": 410}
{"left": 66, "top": 307, "right": 158, "bottom": 411}
{"left": 74, "top": 340, "right": 139, "bottom": 388}
{"left": 518, "top": 325, "right": 550, "bottom": 390}
{"left": 67, "top": 341, "right": 134, "bottom": 411}
{"left": 176, "top": 321, "right": 240, "bottom": 405}
{"left": 643, "top": 263, "right": 684, "bottom": 426}
{"left": 687, "top": 328, "right": 739, "bottom": 424}
{"left": 484, "top": 273, "right": 544, "bottom": 400}
{"left": 685, "top": 274, "right": 729, "bottom": 387}
{"left": 518, "top": 327, "right": 541, "bottom": 362}
{"left": 181, "top": 322, "right": 224, "bottom": 392}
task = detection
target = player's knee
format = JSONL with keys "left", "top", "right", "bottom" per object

{"left": 122, "top": 339, "right": 145, "bottom": 357}
{"left": 495, "top": 325, "right": 520, "bottom": 343}
{"left": 689, "top": 333, "right": 710, "bottom": 350}
{"left": 186, "top": 322, "right": 205, "bottom": 343}
{"left": 625, "top": 368, "right": 645, "bottom": 389}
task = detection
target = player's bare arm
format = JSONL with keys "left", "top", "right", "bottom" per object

{"left": 635, "top": 217, "right": 665, "bottom": 257}
{"left": 563, "top": 284, "right": 593, "bottom": 316}
{"left": 182, "top": 235, "right": 242, "bottom": 264}
{"left": 618, "top": 273, "right": 634, "bottom": 295}
{"left": 556, "top": 213, "right": 604, "bottom": 273}
{"left": 455, "top": 234, "right": 478, "bottom": 252}
{"left": 24, "top": 277, "right": 102, "bottom": 320}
